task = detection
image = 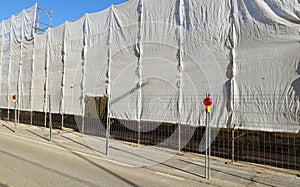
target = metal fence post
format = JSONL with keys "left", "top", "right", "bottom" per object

{"left": 208, "top": 112, "right": 211, "bottom": 179}
{"left": 138, "top": 120, "right": 141, "bottom": 146}
{"left": 49, "top": 95, "right": 52, "bottom": 142}
{"left": 14, "top": 101, "right": 17, "bottom": 132}
{"left": 204, "top": 93, "right": 211, "bottom": 179}
{"left": 232, "top": 127, "right": 235, "bottom": 163}
{"left": 205, "top": 110, "right": 208, "bottom": 179}
{"left": 106, "top": 115, "right": 110, "bottom": 155}
{"left": 61, "top": 113, "right": 64, "bottom": 130}
{"left": 30, "top": 111, "right": 33, "bottom": 126}
{"left": 178, "top": 123, "right": 181, "bottom": 152}
{"left": 106, "top": 96, "right": 111, "bottom": 155}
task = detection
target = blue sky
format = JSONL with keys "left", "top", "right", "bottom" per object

{"left": 0, "top": 0, "right": 128, "bottom": 27}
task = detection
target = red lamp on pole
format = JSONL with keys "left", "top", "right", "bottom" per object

{"left": 203, "top": 95, "right": 212, "bottom": 113}
{"left": 12, "top": 95, "right": 17, "bottom": 103}
{"left": 203, "top": 94, "right": 213, "bottom": 179}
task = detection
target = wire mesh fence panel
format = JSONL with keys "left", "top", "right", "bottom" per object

{"left": 0, "top": 94, "right": 299, "bottom": 171}
{"left": 31, "top": 112, "right": 46, "bottom": 127}
{"left": 233, "top": 130, "right": 299, "bottom": 170}
{"left": 18, "top": 111, "right": 31, "bottom": 125}
{"left": 63, "top": 115, "right": 80, "bottom": 131}
{"left": 110, "top": 120, "right": 136, "bottom": 143}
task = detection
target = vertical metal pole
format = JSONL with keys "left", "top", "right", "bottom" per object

{"left": 106, "top": 110, "right": 110, "bottom": 155}
{"left": 49, "top": 95, "right": 52, "bottom": 142}
{"left": 208, "top": 112, "right": 211, "bottom": 179}
{"left": 232, "top": 128, "right": 235, "bottom": 163}
{"left": 61, "top": 113, "right": 64, "bottom": 130}
{"left": 30, "top": 111, "right": 33, "bottom": 126}
{"left": 178, "top": 123, "right": 181, "bottom": 152}
{"left": 49, "top": 11, "right": 52, "bottom": 28}
{"left": 105, "top": 96, "right": 110, "bottom": 154}
{"left": 14, "top": 102, "right": 17, "bottom": 132}
{"left": 44, "top": 112, "right": 47, "bottom": 127}
{"left": 138, "top": 121, "right": 141, "bottom": 146}
{"left": 205, "top": 93, "right": 211, "bottom": 179}
{"left": 17, "top": 108, "right": 20, "bottom": 123}
{"left": 7, "top": 109, "right": 10, "bottom": 121}
{"left": 205, "top": 110, "right": 208, "bottom": 179}
{"left": 81, "top": 115, "right": 85, "bottom": 133}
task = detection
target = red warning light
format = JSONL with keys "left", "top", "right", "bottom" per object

{"left": 203, "top": 96, "right": 212, "bottom": 106}
{"left": 12, "top": 95, "right": 17, "bottom": 103}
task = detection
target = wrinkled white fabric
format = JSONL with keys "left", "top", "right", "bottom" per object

{"left": 0, "top": 1, "right": 299, "bottom": 133}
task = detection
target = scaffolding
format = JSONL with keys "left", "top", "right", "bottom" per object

{"left": 34, "top": 6, "right": 52, "bottom": 34}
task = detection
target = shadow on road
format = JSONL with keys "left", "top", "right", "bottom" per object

{"left": 73, "top": 151, "right": 139, "bottom": 187}
{"left": 109, "top": 146, "right": 205, "bottom": 179}
{"left": 0, "top": 182, "right": 9, "bottom": 187}
{"left": 2, "top": 124, "right": 15, "bottom": 133}
{"left": 54, "top": 142, "right": 139, "bottom": 187}
{"left": 179, "top": 159, "right": 274, "bottom": 187}
{"left": 60, "top": 135, "right": 105, "bottom": 155}
{"left": 0, "top": 149, "right": 98, "bottom": 186}
{"left": 25, "top": 129, "right": 49, "bottom": 142}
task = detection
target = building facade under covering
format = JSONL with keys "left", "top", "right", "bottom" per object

{"left": 0, "top": 0, "right": 299, "bottom": 133}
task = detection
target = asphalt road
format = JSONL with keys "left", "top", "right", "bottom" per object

{"left": 0, "top": 121, "right": 299, "bottom": 187}
{"left": 0, "top": 130, "right": 203, "bottom": 187}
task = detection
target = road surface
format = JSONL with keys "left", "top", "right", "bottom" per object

{"left": 0, "top": 130, "right": 203, "bottom": 187}
{"left": 0, "top": 121, "right": 299, "bottom": 187}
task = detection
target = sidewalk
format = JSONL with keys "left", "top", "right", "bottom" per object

{"left": 1, "top": 120, "right": 299, "bottom": 187}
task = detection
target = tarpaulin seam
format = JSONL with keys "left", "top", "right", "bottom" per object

{"left": 228, "top": 0, "right": 238, "bottom": 128}
{"left": 17, "top": 13, "right": 24, "bottom": 110}
{"left": 29, "top": 4, "right": 37, "bottom": 113}
{"left": 137, "top": 0, "right": 144, "bottom": 122}
{"left": 107, "top": 6, "right": 113, "bottom": 119}
{"left": 44, "top": 29, "right": 50, "bottom": 112}
{"left": 30, "top": 31, "right": 35, "bottom": 113}
{"left": 0, "top": 22, "right": 3, "bottom": 107}
{"left": 60, "top": 21, "right": 68, "bottom": 114}
{"left": 7, "top": 16, "right": 13, "bottom": 110}
{"left": 81, "top": 16, "right": 89, "bottom": 117}
{"left": 177, "top": 0, "right": 184, "bottom": 125}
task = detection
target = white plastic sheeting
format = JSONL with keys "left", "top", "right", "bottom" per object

{"left": 0, "top": 1, "right": 299, "bottom": 133}
{"left": 0, "top": 4, "right": 37, "bottom": 111}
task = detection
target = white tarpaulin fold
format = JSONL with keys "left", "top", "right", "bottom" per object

{"left": 0, "top": 4, "right": 36, "bottom": 110}
{"left": 0, "top": 1, "right": 299, "bottom": 133}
